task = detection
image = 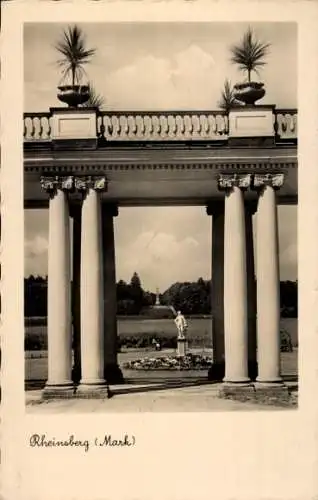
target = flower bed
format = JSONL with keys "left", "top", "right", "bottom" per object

{"left": 122, "top": 353, "right": 213, "bottom": 371}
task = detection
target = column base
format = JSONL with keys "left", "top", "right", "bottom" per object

{"left": 208, "top": 361, "right": 258, "bottom": 381}
{"left": 76, "top": 382, "right": 110, "bottom": 399}
{"left": 42, "top": 383, "right": 75, "bottom": 399}
{"left": 219, "top": 383, "right": 254, "bottom": 400}
{"left": 219, "top": 382, "right": 292, "bottom": 406}
{"left": 254, "top": 382, "right": 291, "bottom": 405}
{"left": 256, "top": 376, "right": 283, "bottom": 384}
{"left": 104, "top": 364, "right": 124, "bottom": 384}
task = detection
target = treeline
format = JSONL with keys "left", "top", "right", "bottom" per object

{"left": 24, "top": 274, "right": 298, "bottom": 318}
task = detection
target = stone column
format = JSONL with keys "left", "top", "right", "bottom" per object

{"left": 219, "top": 174, "right": 251, "bottom": 384}
{"left": 101, "top": 204, "right": 123, "bottom": 384}
{"left": 41, "top": 176, "right": 74, "bottom": 397}
{"left": 254, "top": 174, "right": 284, "bottom": 384}
{"left": 70, "top": 204, "right": 82, "bottom": 383}
{"left": 206, "top": 201, "right": 225, "bottom": 381}
{"left": 76, "top": 177, "right": 108, "bottom": 395}
{"left": 245, "top": 202, "right": 258, "bottom": 380}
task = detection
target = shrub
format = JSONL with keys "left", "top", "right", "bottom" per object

{"left": 280, "top": 329, "right": 293, "bottom": 352}
{"left": 118, "top": 334, "right": 178, "bottom": 350}
{"left": 25, "top": 332, "right": 47, "bottom": 350}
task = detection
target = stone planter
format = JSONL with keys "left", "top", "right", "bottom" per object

{"left": 233, "top": 82, "right": 265, "bottom": 106}
{"left": 57, "top": 85, "right": 90, "bottom": 107}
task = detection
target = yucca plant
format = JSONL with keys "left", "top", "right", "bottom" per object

{"left": 55, "top": 24, "right": 96, "bottom": 86}
{"left": 230, "top": 27, "right": 270, "bottom": 83}
{"left": 81, "top": 82, "right": 105, "bottom": 109}
{"left": 218, "top": 79, "right": 239, "bottom": 112}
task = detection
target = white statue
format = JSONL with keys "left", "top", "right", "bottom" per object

{"left": 174, "top": 311, "right": 188, "bottom": 340}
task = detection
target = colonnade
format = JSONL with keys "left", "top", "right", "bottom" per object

{"left": 41, "top": 175, "right": 120, "bottom": 397}
{"left": 209, "top": 173, "right": 284, "bottom": 385}
{"left": 40, "top": 171, "right": 284, "bottom": 397}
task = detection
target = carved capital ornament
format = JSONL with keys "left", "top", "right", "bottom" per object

{"left": 74, "top": 176, "right": 108, "bottom": 193}
{"left": 218, "top": 173, "right": 252, "bottom": 191}
{"left": 40, "top": 175, "right": 74, "bottom": 196}
{"left": 253, "top": 173, "right": 284, "bottom": 190}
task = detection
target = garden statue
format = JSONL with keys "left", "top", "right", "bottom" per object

{"left": 174, "top": 311, "right": 188, "bottom": 340}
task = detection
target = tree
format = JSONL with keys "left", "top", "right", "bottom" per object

{"left": 280, "top": 280, "right": 297, "bottom": 317}
{"left": 230, "top": 27, "right": 270, "bottom": 82}
{"left": 130, "top": 272, "right": 142, "bottom": 289}
{"left": 55, "top": 25, "right": 96, "bottom": 87}
{"left": 24, "top": 275, "right": 47, "bottom": 317}
{"left": 162, "top": 279, "right": 211, "bottom": 315}
{"left": 129, "top": 272, "right": 144, "bottom": 314}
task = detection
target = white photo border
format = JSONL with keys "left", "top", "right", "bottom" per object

{"left": 1, "top": 2, "right": 318, "bottom": 500}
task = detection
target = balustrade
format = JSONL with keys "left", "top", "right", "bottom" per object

{"left": 23, "top": 109, "right": 297, "bottom": 143}
{"left": 274, "top": 109, "right": 297, "bottom": 140}
{"left": 97, "top": 111, "right": 229, "bottom": 141}
{"left": 23, "top": 113, "right": 52, "bottom": 141}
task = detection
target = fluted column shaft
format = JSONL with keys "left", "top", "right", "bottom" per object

{"left": 254, "top": 174, "right": 284, "bottom": 383}
{"left": 41, "top": 177, "right": 73, "bottom": 394}
{"left": 220, "top": 174, "right": 251, "bottom": 384}
{"left": 77, "top": 177, "right": 107, "bottom": 388}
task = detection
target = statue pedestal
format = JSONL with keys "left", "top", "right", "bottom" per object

{"left": 177, "top": 338, "right": 188, "bottom": 357}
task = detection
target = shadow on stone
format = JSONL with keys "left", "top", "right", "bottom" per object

{"left": 104, "top": 364, "right": 124, "bottom": 384}
{"left": 208, "top": 361, "right": 258, "bottom": 382}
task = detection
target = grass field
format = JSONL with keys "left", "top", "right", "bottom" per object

{"left": 25, "top": 317, "right": 298, "bottom": 348}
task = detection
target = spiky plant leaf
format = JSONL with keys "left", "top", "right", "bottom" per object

{"left": 230, "top": 27, "right": 270, "bottom": 82}
{"left": 81, "top": 82, "right": 105, "bottom": 108}
{"left": 55, "top": 25, "right": 96, "bottom": 86}
{"left": 218, "top": 79, "right": 239, "bottom": 112}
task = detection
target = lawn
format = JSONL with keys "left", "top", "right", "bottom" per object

{"left": 25, "top": 317, "right": 298, "bottom": 349}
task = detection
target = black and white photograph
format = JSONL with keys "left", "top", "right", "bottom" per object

{"left": 23, "top": 21, "right": 298, "bottom": 413}
{"left": 4, "top": 2, "right": 318, "bottom": 500}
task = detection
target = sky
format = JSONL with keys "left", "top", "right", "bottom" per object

{"left": 24, "top": 22, "right": 297, "bottom": 292}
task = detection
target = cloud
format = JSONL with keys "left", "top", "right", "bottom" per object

{"left": 103, "top": 45, "right": 218, "bottom": 110}
{"left": 115, "top": 230, "right": 207, "bottom": 291}
{"left": 24, "top": 205, "right": 297, "bottom": 287}
{"left": 25, "top": 235, "right": 48, "bottom": 277}
{"left": 25, "top": 235, "right": 48, "bottom": 257}
{"left": 280, "top": 243, "right": 297, "bottom": 280}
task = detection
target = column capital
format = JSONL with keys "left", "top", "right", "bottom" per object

{"left": 253, "top": 173, "right": 284, "bottom": 190}
{"left": 101, "top": 203, "right": 119, "bottom": 218}
{"left": 206, "top": 200, "right": 224, "bottom": 216}
{"left": 40, "top": 175, "right": 74, "bottom": 197}
{"left": 218, "top": 173, "right": 252, "bottom": 192}
{"left": 74, "top": 176, "right": 108, "bottom": 194}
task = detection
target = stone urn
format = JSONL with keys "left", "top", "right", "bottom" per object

{"left": 233, "top": 82, "right": 265, "bottom": 106}
{"left": 57, "top": 85, "right": 90, "bottom": 107}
